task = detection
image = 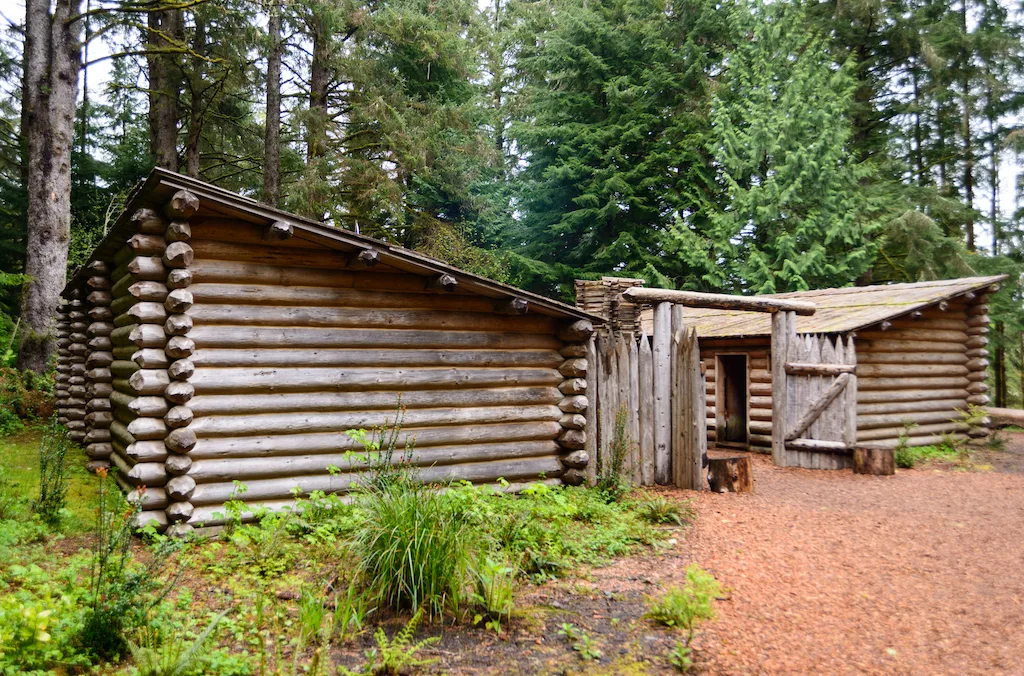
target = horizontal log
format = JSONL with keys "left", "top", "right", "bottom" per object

{"left": 165, "top": 314, "right": 193, "bottom": 336}
{"left": 165, "top": 382, "right": 195, "bottom": 404}
{"left": 110, "top": 360, "right": 140, "bottom": 379}
{"left": 165, "top": 221, "right": 191, "bottom": 242}
{"left": 83, "top": 428, "right": 111, "bottom": 444}
{"left": 966, "top": 382, "right": 989, "bottom": 394}
{"left": 127, "top": 461, "right": 169, "bottom": 487}
{"left": 857, "top": 339, "right": 966, "bottom": 353}
{"left": 186, "top": 304, "right": 556, "bottom": 335}
{"left": 966, "top": 394, "right": 990, "bottom": 406}
{"left": 188, "top": 421, "right": 563, "bottom": 460}
{"left": 166, "top": 336, "right": 196, "bottom": 359}
{"left": 190, "top": 238, "right": 351, "bottom": 270}
{"left": 110, "top": 391, "right": 169, "bottom": 418}
{"left": 190, "top": 404, "right": 562, "bottom": 437}
{"left": 166, "top": 427, "right": 198, "bottom": 454}
{"left": 85, "top": 442, "right": 112, "bottom": 460}
{"left": 965, "top": 348, "right": 988, "bottom": 359}
{"left": 87, "top": 274, "right": 111, "bottom": 290}
{"left": 858, "top": 410, "right": 966, "bottom": 430}
{"left": 857, "top": 422, "right": 968, "bottom": 442}
{"left": 858, "top": 376, "right": 969, "bottom": 391}
{"left": 87, "top": 306, "right": 113, "bottom": 321}
{"left": 750, "top": 420, "right": 772, "bottom": 434}
{"left": 785, "top": 363, "right": 855, "bottom": 376}
{"left": 128, "top": 369, "right": 170, "bottom": 395}
{"left": 967, "top": 371, "right": 987, "bottom": 382}
{"left": 855, "top": 364, "right": 968, "bottom": 378}
{"left": 187, "top": 456, "right": 563, "bottom": 506}
{"left": 966, "top": 326, "right": 989, "bottom": 336}
{"left": 122, "top": 256, "right": 168, "bottom": 282}
{"left": 115, "top": 302, "right": 167, "bottom": 327}
{"left": 965, "top": 336, "right": 989, "bottom": 349}
{"left": 127, "top": 417, "right": 168, "bottom": 440}
{"left": 109, "top": 421, "right": 136, "bottom": 448}
{"left": 85, "top": 411, "right": 113, "bottom": 428}
{"left": 623, "top": 287, "right": 817, "bottom": 315}
{"left": 559, "top": 413, "right": 586, "bottom": 430}
{"left": 856, "top": 388, "right": 970, "bottom": 404}
{"left": 559, "top": 395, "right": 588, "bottom": 413}
{"left": 133, "top": 348, "right": 169, "bottom": 369}
{"left": 560, "top": 344, "right": 587, "bottom": 358}
{"left": 857, "top": 398, "right": 967, "bottom": 416}
{"left": 87, "top": 291, "right": 112, "bottom": 308}
{"left": 856, "top": 352, "right": 968, "bottom": 365}
{"left": 189, "top": 366, "right": 562, "bottom": 394}
{"left": 132, "top": 207, "right": 167, "bottom": 233}
{"left": 856, "top": 329, "right": 967, "bottom": 343}
{"left": 558, "top": 358, "right": 587, "bottom": 377}
{"left": 164, "top": 289, "right": 193, "bottom": 313}
{"left": 163, "top": 242, "right": 194, "bottom": 268}
{"left": 784, "top": 438, "right": 848, "bottom": 453}
{"left": 965, "top": 358, "right": 989, "bottom": 371}
{"left": 189, "top": 325, "right": 560, "bottom": 351}
{"left": 859, "top": 433, "right": 969, "bottom": 450}
{"left": 88, "top": 336, "right": 112, "bottom": 352}
{"left": 167, "top": 269, "right": 193, "bottom": 289}
{"left": 966, "top": 304, "right": 988, "bottom": 316}
{"left": 187, "top": 386, "right": 561, "bottom": 416}
{"left": 86, "top": 351, "right": 114, "bottom": 368}
{"left": 111, "top": 324, "right": 166, "bottom": 348}
{"left": 558, "top": 378, "right": 587, "bottom": 395}
{"left": 188, "top": 347, "right": 562, "bottom": 369}
{"left": 123, "top": 440, "right": 170, "bottom": 462}
{"left": 189, "top": 441, "right": 561, "bottom": 484}
{"left": 965, "top": 315, "right": 989, "bottom": 327}
{"left": 129, "top": 234, "right": 167, "bottom": 257}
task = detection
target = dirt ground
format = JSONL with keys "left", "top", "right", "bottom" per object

{"left": 419, "top": 432, "right": 1024, "bottom": 674}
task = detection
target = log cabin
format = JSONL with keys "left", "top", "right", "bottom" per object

{"left": 53, "top": 169, "right": 601, "bottom": 534}
{"left": 635, "top": 276, "right": 1006, "bottom": 458}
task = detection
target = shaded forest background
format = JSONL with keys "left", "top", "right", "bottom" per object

{"left": 1, "top": 0, "right": 1024, "bottom": 403}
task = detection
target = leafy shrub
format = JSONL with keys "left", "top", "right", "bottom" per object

{"left": 330, "top": 576, "right": 374, "bottom": 642}
{"left": 597, "top": 404, "right": 633, "bottom": 502}
{"left": 0, "top": 367, "right": 54, "bottom": 429}
{"left": 354, "top": 479, "right": 476, "bottom": 618}
{"left": 638, "top": 495, "right": 691, "bottom": 526}
{"left": 125, "top": 609, "right": 227, "bottom": 676}
{"left": 668, "top": 640, "right": 694, "bottom": 672}
{"left": 646, "top": 565, "right": 723, "bottom": 644}
{"left": 297, "top": 587, "right": 329, "bottom": 647}
{"left": 33, "top": 422, "right": 70, "bottom": 528}
{"left": 0, "top": 466, "right": 25, "bottom": 521}
{"left": 558, "top": 623, "right": 602, "bottom": 661}
{"left": 470, "top": 557, "right": 515, "bottom": 632}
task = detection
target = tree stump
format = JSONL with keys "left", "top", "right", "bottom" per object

{"left": 707, "top": 456, "right": 752, "bottom": 493}
{"left": 853, "top": 446, "right": 895, "bottom": 476}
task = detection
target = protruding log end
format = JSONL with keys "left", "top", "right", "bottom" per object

{"left": 164, "top": 381, "right": 195, "bottom": 404}
{"left": 166, "top": 475, "right": 197, "bottom": 501}
{"left": 165, "top": 405, "right": 194, "bottom": 429}
{"left": 168, "top": 359, "right": 195, "bottom": 381}
{"left": 165, "top": 336, "right": 196, "bottom": 359}
{"left": 167, "top": 269, "right": 194, "bottom": 290}
{"left": 165, "top": 221, "right": 192, "bottom": 243}
{"left": 166, "top": 500, "right": 194, "bottom": 522}
{"left": 558, "top": 378, "right": 587, "bottom": 395}
{"left": 133, "top": 208, "right": 167, "bottom": 234}
{"left": 165, "top": 190, "right": 200, "bottom": 220}
{"left": 558, "top": 358, "right": 588, "bottom": 378}
{"left": 165, "top": 314, "right": 194, "bottom": 336}
{"left": 558, "top": 414, "right": 586, "bottom": 430}
{"left": 559, "top": 395, "right": 588, "bottom": 413}
{"left": 357, "top": 248, "right": 380, "bottom": 267}
{"left": 166, "top": 427, "right": 198, "bottom": 454}
{"left": 427, "top": 273, "right": 458, "bottom": 292}
{"left": 559, "top": 344, "right": 587, "bottom": 358}
{"left": 86, "top": 259, "right": 112, "bottom": 275}
{"left": 166, "top": 523, "right": 194, "bottom": 538}
{"left": 165, "top": 454, "right": 193, "bottom": 476}
{"left": 562, "top": 468, "right": 586, "bottom": 486}
{"left": 557, "top": 319, "right": 595, "bottom": 342}
{"left": 496, "top": 297, "right": 528, "bottom": 315}
{"left": 264, "top": 220, "right": 294, "bottom": 242}
{"left": 85, "top": 460, "right": 112, "bottom": 474}
{"left": 560, "top": 450, "right": 590, "bottom": 469}
{"left": 557, "top": 429, "right": 586, "bottom": 450}
{"left": 163, "top": 242, "right": 195, "bottom": 269}
{"left": 164, "top": 289, "right": 194, "bottom": 314}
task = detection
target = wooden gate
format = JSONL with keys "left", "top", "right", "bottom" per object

{"left": 772, "top": 312, "right": 857, "bottom": 469}
{"left": 583, "top": 305, "right": 706, "bottom": 490}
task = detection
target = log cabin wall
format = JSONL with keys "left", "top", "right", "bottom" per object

{"left": 854, "top": 292, "right": 991, "bottom": 448}
{"left": 154, "top": 216, "right": 585, "bottom": 528}
{"left": 83, "top": 261, "right": 115, "bottom": 471}
{"left": 700, "top": 337, "right": 773, "bottom": 453}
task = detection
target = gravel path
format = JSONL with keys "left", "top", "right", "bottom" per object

{"left": 684, "top": 448, "right": 1024, "bottom": 675}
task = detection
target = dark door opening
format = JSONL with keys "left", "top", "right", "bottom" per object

{"left": 718, "top": 355, "right": 748, "bottom": 445}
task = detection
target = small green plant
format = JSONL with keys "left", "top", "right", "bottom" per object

{"left": 342, "top": 608, "right": 440, "bottom": 676}
{"left": 345, "top": 400, "right": 414, "bottom": 490}
{"left": 638, "top": 495, "right": 690, "bottom": 526}
{"left": 33, "top": 421, "right": 70, "bottom": 528}
{"left": 126, "top": 609, "right": 228, "bottom": 676}
{"left": 668, "top": 640, "right": 694, "bottom": 672}
{"left": 894, "top": 421, "right": 918, "bottom": 468}
{"left": 354, "top": 477, "right": 476, "bottom": 618}
{"left": 471, "top": 557, "right": 516, "bottom": 633}
{"left": 0, "top": 466, "right": 25, "bottom": 520}
{"left": 558, "top": 623, "right": 602, "bottom": 661}
{"left": 330, "top": 576, "right": 374, "bottom": 642}
{"left": 297, "top": 586, "right": 329, "bottom": 647}
{"left": 597, "top": 404, "right": 633, "bottom": 502}
{"left": 646, "top": 565, "right": 723, "bottom": 646}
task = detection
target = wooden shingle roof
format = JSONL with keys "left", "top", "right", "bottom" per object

{"left": 674, "top": 276, "right": 1007, "bottom": 338}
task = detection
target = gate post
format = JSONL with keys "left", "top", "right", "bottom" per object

{"left": 771, "top": 310, "right": 795, "bottom": 467}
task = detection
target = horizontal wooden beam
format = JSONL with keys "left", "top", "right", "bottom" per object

{"left": 785, "top": 363, "right": 856, "bottom": 376}
{"left": 622, "top": 288, "right": 816, "bottom": 315}
{"left": 784, "top": 438, "right": 849, "bottom": 453}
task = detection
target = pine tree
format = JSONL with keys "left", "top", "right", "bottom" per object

{"left": 698, "top": 0, "right": 880, "bottom": 294}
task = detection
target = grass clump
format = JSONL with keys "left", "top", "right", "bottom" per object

{"left": 354, "top": 479, "right": 475, "bottom": 618}
{"left": 638, "top": 495, "right": 692, "bottom": 526}
{"left": 33, "top": 421, "right": 70, "bottom": 528}
{"left": 647, "top": 564, "right": 722, "bottom": 643}
{"left": 596, "top": 404, "right": 632, "bottom": 502}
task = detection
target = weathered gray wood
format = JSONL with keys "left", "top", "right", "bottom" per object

{"left": 584, "top": 335, "right": 598, "bottom": 486}
{"left": 627, "top": 335, "right": 641, "bottom": 484}
{"left": 853, "top": 446, "right": 895, "bottom": 475}
{"left": 623, "top": 287, "right": 817, "bottom": 315}
{"left": 189, "top": 325, "right": 560, "bottom": 350}
{"left": 638, "top": 334, "right": 655, "bottom": 486}
{"left": 164, "top": 382, "right": 195, "bottom": 404}
{"left": 165, "top": 189, "right": 200, "bottom": 219}
{"left": 165, "top": 221, "right": 192, "bottom": 243}
{"left": 427, "top": 273, "right": 458, "bottom": 292}
{"left": 785, "top": 362, "right": 856, "bottom": 376}
{"left": 653, "top": 303, "right": 672, "bottom": 485}
{"left": 263, "top": 220, "right": 294, "bottom": 241}
{"left": 616, "top": 333, "right": 631, "bottom": 481}
{"left": 785, "top": 438, "right": 848, "bottom": 453}
{"left": 558, "top": 378, "right": 588, "bottom": 394}
{"left": 786, "top": 373, "right": 851, "bottom": 442}
{"left": 558, "top": 320, "right": 595, "bottom": 342}
{"left": 167, "top": 269, "right": 193, "bottom": 289}
{"left": 771, "top": 311, "right": 792, "bottom": 466}
{"left": 558, "top": 358, "right": 588, "bottom": 377}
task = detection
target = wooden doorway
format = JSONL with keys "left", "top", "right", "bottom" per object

{"left": 716, "top": 354, "right": 748, "bottom": 447}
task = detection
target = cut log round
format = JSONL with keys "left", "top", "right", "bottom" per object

{"left": 164, "top": 314, "right": 193, "bottom": 336}
{"left": 166, "top": 427, "right": 198, "bottom": 454}
{"left": 165, "top": 221, "right": 192, "bottom": 243}
{"left": 707, "top": 456, "right": 752, "bottom": 493}
{"left": 127, "top": 417, "right": 168, "bottom": 440}
{"left": 263, "top": 220, "right": 294, "bottom": 241}
{"left": 164, "top": 289, "right": 194, "bottom": 313}
{"left": 165, "top": 189, "right": 200, "bottom": 219}
{"left": 167, "top": 269, "right": 193, "bottom": 289}
{"left": 557, "top": 320, "right": 595, "bottom": 342}
{"left": 559, "top": 395, "right": 588, "bottom": 413}
{"left": 165, "top": 336, "right": 196, "bottom": 359}
{"left": 562, "top": 468, "right": 586, "bottom": 486}
{"left": 558, "top": 378, "right": 587, "bottom": 395}
{"left": 558, "top": 413, "right": 586, "bottom": 430}
{"left": 165, "top": 406, "right": 194, "bottom": 428}
{"left": 165, "top": 381, "right": 195, "bottom": 404}
{"left": 853, "top": 446, "right": 895, "bottom": 475}
{"left": 560, "top": 449, "right": 590, "bottom": 469}
{"left": 133, "top": 208, "right": 167, "bottom": 233}
{"left": 166, "top": 475, "right": 197, "bottom": 501}
{"left": 168, "top": 359, "right": 195, "bottom": 381}
{"left": 165, "top": 500, "right": 194, "bottom": 522}
{"left": 558, "top": 358, "right": 587, "bottom": 378}
{"left": 126, "top": 256, "right": 167, "bottom": 281}
{"left": 557, "top": 429, "right": 586, "bottom": 450}
{"left": 165, "top": 454, "right": 193, "bottom": 476}
{"left": 163, "top": 242, "right": 195, "bottom": 269}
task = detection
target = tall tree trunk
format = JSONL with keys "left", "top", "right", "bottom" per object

{"left": 18, "top": 0, "right": 82, "bottom": 373}
{"left": 147, "top": 6, "right": 181, "bottom": 170}
{"left": 996, "top": 321, "right": 1006, "bottom": 408}
{"left": 960, "top": 0, "right": 975, "bottom": 251}
{"left": 184, "top": 15, "right": 206, "bottom": 177}
{"left": 262, "top": 2, "right": 282, "bottom": 205}
{"left": 912, "top": 64, "right": 924, "bottom": 186}
{"left": 988, "top": 90, "right": 999, "bottom": 256}
{"left": 307, "top": 11, "right": 329, "bottom": 164}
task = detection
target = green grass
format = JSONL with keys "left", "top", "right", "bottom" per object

{"left": 0, "top": 428, "right": 99, "bottom": 530}
{"left": 894, "top": 443, "right": 961, "bottom": 469}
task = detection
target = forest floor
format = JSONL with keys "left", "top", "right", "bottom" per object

{"left": 4, "top": 430, "right": 1023, "bottom": 674}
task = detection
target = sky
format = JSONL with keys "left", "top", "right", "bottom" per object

{"left": 0, "top": 0, "right": 1020, "bottom": 253}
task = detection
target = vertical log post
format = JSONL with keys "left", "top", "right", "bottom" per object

{"left": 638, "top": 333, "right": 655, "bottom": 485}
{"left": 583, "top": 335, "right": 599, "bottom": 486}
{"left": 652, "top": 302, "right": 672, "bottom": 484}
{"left": 771, "top": 311, "right": 794, "bottom": 467}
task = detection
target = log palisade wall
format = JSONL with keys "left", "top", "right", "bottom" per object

{"left": 57, "top": 186, "right": 595, "bottom": 533}
{"left": 700, "top": 291, "right": 993, "bottom": 452}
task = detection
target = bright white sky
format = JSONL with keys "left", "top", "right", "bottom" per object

{"left": 0, "top": 0, "right": 1020, "bottom": 251}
